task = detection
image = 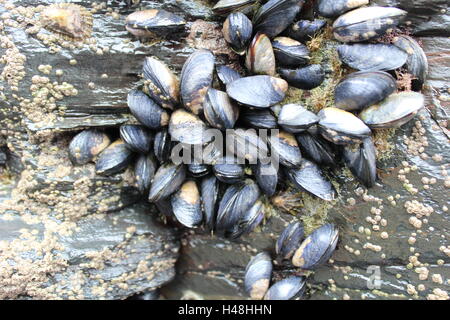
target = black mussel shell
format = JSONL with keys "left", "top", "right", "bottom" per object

{"left": 180, "top": 49, "right": 215, "bottom": 115}
{"left": 264, "top": 276, "right": 306, "bottom": 300}
{"left": 285, "top": 159, "right": 336, "bottom": 201}
{"left": 343, "top": 137, "right": 377, "bottom": 188}
{"left": 127, "top": 89, "right": 170, "bottom": 129}
{"left": 200, "top": 175, "right": 220, "bottom": 230}
{"left": 334, "top": 71, "right": 397, "bottom": 111}
{"left": 337, "top": 44, "right": 408, "bottom": 71}
{"left": 213, "top": 157, "right": 245, "bottom": 184}
{"left": 333, "top": 6, "right": 407, "bottom": 43}
{"left": 188, "top": 163, "right": 210, "bottom": 178}
{"left": 223, "top": 12, "right": 253, "bottom": 55}
{"left": 69, "top": 129, "right": 111, "bottom": 165}
{"left": 216, "top": 179, "right": 260, "bottom": 232}
{"left": 95, "top": 139, "right": 135, "bottom": 176}
{"left": 244, "top": 252, "right": 273, "bottom": 300}
{"left": 226, "top": 128, "right": 270, "bottom": 163}
{"left": 269, "top": 131, "right": 302, "bottom": 168}
{"left": 288, "top": 19, "right": 326, "bottom": 42}
{"left": 142, "top": 56, "right": 179, "bottom": 109}
{"left": 279, "top": 64, "right": 324, "bottom": 90}
{"left": 148, "top": 162, "right": 186, "bottom": 202}
{"left": 153, "top": 128, "right": 171, "bottom": 163}
{"left": 276, "top": 221, "right": 304, "bottom": 260}
{"left": 255, "top": 160, "right": 279, "bottom": 196}
{"left": 226, "top": 199, "right": 264, "bottom": 239}
{"left": 134, "top": 153, "right": 157, "bottom": 193}
{"left": 169, "top": 109, "right": 210, "bottom": 145}
{"left": 125, "top": 9, "right": 186, "bottom": 38}
{"left": 171, "top": 180, "right": 203, "bottom": 228}
{"left": 253, "top": 0, "right": 304, "bottom": 38}
{"left": 246, "top": 33, "right": 276, "bottom": 76}
{"left": 203, "top": 88, "right": 240, "bottom": 130}
{"left": 318, "top": 107, "right": 371, "bottom": 145}
{"left": 292, "top": 223, "right": 339, "bottom": 270}
{"left": 239, "top": 108, "right": 278, "bottom": 129}
{"left": 119, "top": 124, "right": 153, "bottom": 154}
{"left": 227, "top": 75, "right": 288, "bottom": 108}
{"left": 272, "top": 37, "right": 310, "bottom": 68}
{"left": 278, "top": 104, "right": 319, "bottom": 133}
{"left": 213, "top": 0, "right": 257, "bottom": 16}
{"left": 216, "top": 65, "right": 242, "bottom": 86}
{"left": 316, "top": 0, "right": 368, "bottom": 18}
{"left": 295, "top": 127, "right": 337, "bottom": 167}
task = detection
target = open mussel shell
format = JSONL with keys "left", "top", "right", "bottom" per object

{"left": 332, "top": 6, "right": 407, "bottom": 43}
{"left": 334, "top": 71, "right": 397, "bottom": 111}
{"left": 286, "top": 159, "right": 336, "bottom": 201}
{"left": 264, "top": 276, "right": 306, "bottom": 300}
{"left": 69, "top": 129, "right": 110, "bottom": 165}
{"left": 272, "top": 37, "right": 310, "bottom": 68}
{"left": 200, "top": 175, "right": 220, "bottom": 230}
{"left": 343, "top": 137, "right": 377, "bottom": 188}
{"left": 188, "top": 163, "right": 210, "bottom": 178}
{"left": 142, "top": 56, "right": 179, "bottom": 110}
{"left": 223, "top": 12, "right": 253, "bottom": 55}
{"left": 125, "top": 9, "right": 186, "bottom": 38}
{"left": 95, "top": 139, "right": 135, "bottom": 176}
{"left": 253, "top": 0, "right": 304, "bottom": 38}
{"left": 213, "top": 157, "right": 245, "bottom": 184}
{"left": 216, "top": 65, "right": 242, "bottom": 86}
{"left": 244, "top": 252, "right": 273, "bottom": 300}
{"left": 296, "top": 127, "right": 337, "bottom": 167}
{"left": 148, "top": 162, "right": 186, "bottom": 202}
{"left": 171, "top": 180, "right": 203, "bottom": 228}
{"left": 134, "top": 153, "right": 157, "bottom": 193}
{"left": 213, "top": 0, "right": 256, "bottom": 16}
{"left": 245, "top": 33, "right": 276, "bottom": 76}
{"left": 276, "top": 221, "right": 304, "bottom": 260}
{"left": 180, "top": 49, "right": 215, "bottom": 115}
{"left": 359, "top": 92, "right": 425, "bottom": 129}
{"left": 279, "top": 64, "right": 325, "bottom": 90}
{"left": 216, "top": 179, "right": 260, "bottom": 232}
{"left": 226, "top": 128, "right": 270, "bottom": 163}
{"left": 226, "top": 199, "right": 264, "bottom": 239}
{"left": 239, "top": 108, "right": 278, "bottom": 129}
{"left": 292, "top": 223, "right": 339, "bottom": 270}
{"left": 255, "top": 160, "right": 278, "bottom": 196}
{"left": 227, "top": 75, "right": 288, "bottom": 108}
{"left": 316, "top": 0, "right": 368, "bottom": 18}
{"left": 203, "top": 88, "right": 240, "bottom": 130}
{"left": 318, "top": 107, "right": 371, "bottom": 145}
{"left": 153, "top": 128, "right": 171, "bottom": 163}
{"left": 288, "top": 19, "right": 326, "bottom": 42}
{"left": 119, "top": 124, "right": 153, "bottom": 154}
{"left": 269, "top": 131, "right": 302, "bottom": 168}
{"left": 393, "top": 35, "right": 429, "bottom": 89}
{"left": 169, "top": 109, "right": 210, "bottom": 145}
{"left": 278, "top": 104, "right": 319, "bottom": 133}
{"left": 127, "top": 89, "right": 169, "bottom": 130}
{"left": 337, "top": 44, "right": 408, "bottom": 72}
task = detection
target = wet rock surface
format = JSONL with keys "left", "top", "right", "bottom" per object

{"left": 0, "top": 0, "right": 449, "bottom": 300}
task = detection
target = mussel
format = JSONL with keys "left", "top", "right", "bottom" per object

{"left": 188, "top": 162, "right": 210, "bottom": 178}
{"left": 279, "top": 64, "right": 325, "bottom": 90}
{"left": 153, "top": 128, "right": 172, "bottom": 163}
{"left": 334, "top": 71, "right": 397, "bottom": 111}
{"left": 203, "top": 88, "right": 240, "bottom": 130}
{"left": 226, "top": 128, "right": 270, "bottom": 163}
{"left": 226, "top": 199, "right": 264, "bottom": 239}
{"left": 216, "top": 65, "right": 242, "bottom": 86}
{"left": 213, "top": 157, "right": 245, "bottom": 184}
{"left": 292, "top": 223, "right": 339, "bottom": 270}
{"left": 318, "top": 107, "right": 371, "bottom": 145}
{"left": 180, "top": 49, "right": 215, "bottom": 115}
{"left": 148, "top": 162, "right": 186, "bottom": 202}
{"left": 359, "top": 92, "right": 425, "bottom": 128}
{"left": 226, "top": 75, "right": 288, "bottom": 108}
{"left": 239, "top": 109, "right": 278, "bottom": 129}
{"left": 127, "top": 89, "right": 170, "bottom": 130}
{"left": 264, "top": 276, "right": 306, "bottom": 300}
{"left": 169, "top": 109, "right": 210, "bottom": 145}
{"left": 296, "top": 127, "right": 337, "bottom": 166}
{"left": 343, "top": 137, "right": 377, "bottom": 188}
{"left": 142, "top": 56, "right": 179, "bottom": 109}
{"left": 223, "top": 12, "right": 253, "bottom": 55}
{"left": 200, "top": 175, "right": 220, "bottom": 230}
{"left": 316, "top": 0, "right": 368, "bottom": 18}
{"left": 246, "top": 33, "right": 276, "bottom": 76}
{"left": 244, "top": 252, "right": 273, "bottom": 300}
{"left": 272, "top": 37, "right": 310, "bottom": 68}
{"left": 332, "top": 6, "right": 407, "bottom": 43}
{"left": 276, "top": 222, "right": 304, "bottom": 260}
{"left": 269, "top": 131, "right": 302, "bottom": 168}
{"left": 337, "top": 44, "right": 408, "bottom": 72}
{"left": 134, "top": 153, "right": 157, "bottom": 193}
{"left": 171, "top": 180, "right": 203, "bottom": 228}
{"left": 213, "top": 0, "right": 257, "bottom": 16}
{"left": 68, "top": 129, "right": 110, "bottom": 165}
{"left": 277, "top": 104, "right": 319, "bottom": 133}
{"left": 95, "top": 139, "right": 135, "bottom": 176}
{"left": 288, "top": 19, "right": 326, "bottom": 42}
{"left": 254, "top": 160, "right": 279, "bottom": 196}
{"left": 120, "top": 124, "right": 153, "bottom": 154}
{"left": 125, "top": 9, "right": 186, "bottom": 38}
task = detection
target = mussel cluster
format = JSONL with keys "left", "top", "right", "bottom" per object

{"left": 67, "top": 0, "right": 428, "bottom": 300}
